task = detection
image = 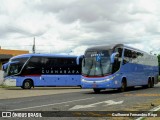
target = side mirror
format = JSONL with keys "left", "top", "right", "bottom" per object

{"left": 111, "top": 52, "right": 119, "bottom": 63}
{"left": 81, "top": 55, "right": 85, "bottom": 66}
{"left": 2, "top": 63, "right": 9, "bottom": 71}
{"left": 76, "top": 55, "right": 84, "bottom": 65}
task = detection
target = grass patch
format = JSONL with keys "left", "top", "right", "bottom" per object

{"left": 0, "top": 84, "right": 6, "bottom": 88}
{"left": 158, "top": 76, "right": 160, "bottom": 82}
{"left": 0, "top": 84, "right": 15, "bottom": 88}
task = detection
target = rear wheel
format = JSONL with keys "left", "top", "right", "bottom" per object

{"left": 151, "top": 80, "right": 154, "bottom": 88}
{"left": 142, "top": 79, "right": 152, "bottom": 88}
{"left": 148, "top": 80, "right": 152, "bottom": 88}
{"left": 22, "top": 80, "right": 32, "bottom": 89}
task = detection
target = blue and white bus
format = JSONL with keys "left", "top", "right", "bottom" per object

{"left": 81, "top": 44, "right": 159, "bottom": 93}
{"left": 3, "top": 54, "right": 82, "bottom": 89}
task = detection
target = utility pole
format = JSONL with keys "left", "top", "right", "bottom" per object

{"left": 32, "top": 37, "right": 35, "bottom": 53}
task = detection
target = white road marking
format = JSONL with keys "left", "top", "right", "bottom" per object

{"left": 9, "top": 97, "right": 95, "bottom": 111}
{"left": 69, "top": 100, "right": 124, "bottom": 110}
{"left": 103, "top": 100, "right": 124, "bottom": 106}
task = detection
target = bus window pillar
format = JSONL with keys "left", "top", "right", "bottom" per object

{"left": 111, "top": 52, "right": 121, "bottom": 73}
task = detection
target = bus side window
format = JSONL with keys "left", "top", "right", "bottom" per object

{"left": 118, "top": 48, "right": 122, "bottom": 57}
{"left": 23, "top": 57, "right": 42, "bottom": 75}
{"left": 123, "top": 49, "right": 132, "bottom": 65}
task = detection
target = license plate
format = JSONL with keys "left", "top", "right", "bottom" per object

{"left": 92, "top": 83, "right": 97, "bottom": 88}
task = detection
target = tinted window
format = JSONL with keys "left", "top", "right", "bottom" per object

{"left": 22, "top": 56, "right": 81, "bottom": 75}
{"left": 123, "top": 49, "right": 144, "bottom": 64}
{"left": 123, "top": 49, "right": 132, "bottom": 64}
{"left": 22, "top": 57, "right": 42, "bottom": 75}
{"left": 114, "top": 47, "right": 123, "bottom": 57}
{"left": 42, "top": 57, "right": 80, "bottom": 75}
{"left": 41, "top": 57, "right": 77, "bottom": 67}
{"left": 124, "top": 49, "right": 132, "bottom": 58}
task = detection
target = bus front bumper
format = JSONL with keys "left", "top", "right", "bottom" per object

{"left": 3, "top": 78, "right": 16, "bottom": 86}
{"left": 81, "top": 78, "right": 119, "bottom": 89}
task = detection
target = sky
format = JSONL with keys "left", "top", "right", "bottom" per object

{"left": 0, "top": 0, "right": 160, "bottom": 55}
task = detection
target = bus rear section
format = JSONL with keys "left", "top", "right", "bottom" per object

{"left": 81, "top": 44, "right": 159, "bottom": 93}
{"left": 3, "top": 54, "right": 82, "bottom": 89}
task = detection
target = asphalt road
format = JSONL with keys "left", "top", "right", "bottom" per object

{"left": 0, "top": 83, "right": 160, "bottom": 120}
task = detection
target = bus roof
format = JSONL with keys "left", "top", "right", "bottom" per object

{"left": 85, "top": 44, "right": 123, "bottom": 50}
{"left": 85, "top": 44, "right": 148, "bottom": 54}
{"left": 10, "top": 53, "right": 81, "bottom": 60}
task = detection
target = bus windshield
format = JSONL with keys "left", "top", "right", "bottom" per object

{"left": 5, "top": 57, "right": 29, "bottom": 76}
{"left": 82, "top": 50, "right": 112, "bottom": 77}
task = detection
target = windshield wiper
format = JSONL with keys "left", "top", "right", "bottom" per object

{"left": 99, "top": 59, "right": 104, "bottom": 76}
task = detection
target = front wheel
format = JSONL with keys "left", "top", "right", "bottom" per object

{"left": 118, "top": 80, "right": 126, "bottom": 92}
{"left": 22, "top": 80, "right": 32, "bottom": 89}
{"left": 93, "top": 88, "right": 101, "bottom": 93}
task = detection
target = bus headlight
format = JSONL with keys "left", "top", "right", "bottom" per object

{"left": 81, "top": 76, "right": 116, "bottom": 83}
{"left": 104, "top": 79, "right": 110, "bottom": 82}
{"left": 102, "top": 76, "right": 115, "bottom": 82}
{"left": 81, "top": 78, "right": 93, "bottom": 83}
{"left": 95, "top": 79, "right": 110, "bottom": 83}
{"left": 81, "top": 78, "right": 85, "bottom": 82}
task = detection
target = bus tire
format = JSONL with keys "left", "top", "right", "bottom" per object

{"left": 151, "top": 80, "right": 154, "bottom": 88}
{"left": 151, "top": 78, "right": 154, "bottom": 88}
{"left": 93, "top": 88, "right": 101, "bottom": 93}
{"left": 142, "top": 85, "right": 148, "bottom": 89}
{"left": 118, "top": 79, "right": 127, "bottom": 92}
{"left": 78, "top": 85, "right": 82, "bottom": 88}
{"left": 22, "top": 80, "right": 32, "bottom": 89}
{"left": 147, "top": 79, "right": 152, "bottom": 88}
{"left": 142, "top": 78, "right": 151, "bottom": 88}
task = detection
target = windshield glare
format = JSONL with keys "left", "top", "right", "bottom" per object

{"left": 5, "top": 57, "right": 29, "bottom": 76}
{"left": 82, "top": 50, "right": 112, "bottom": 77}
{"left": 8, "top": 63, "right": 21, "bottom": 76}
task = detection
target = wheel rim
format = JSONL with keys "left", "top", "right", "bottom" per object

{"left": 24, "top": 82, "right": 30, "bottom": 88}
